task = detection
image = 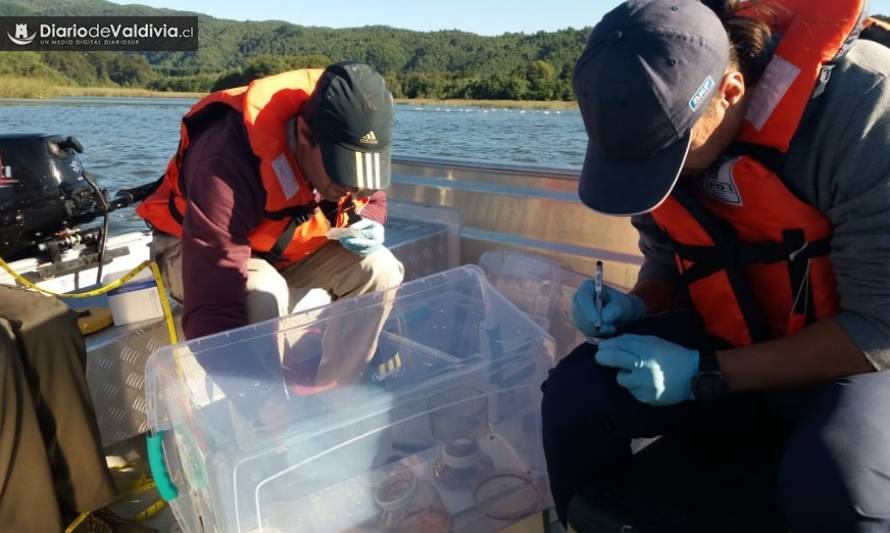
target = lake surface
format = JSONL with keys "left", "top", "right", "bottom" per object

{"left": 0, "top": 97, "right": 587, "bottom": 233}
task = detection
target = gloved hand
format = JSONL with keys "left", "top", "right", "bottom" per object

{"left": 339, "top": 218, "right": 385, "bottom": 256}
{"left": 572, "top": 282, "right": 647, "bottom": 338}
{"left": 595, "top": 335, "right": 700, "bottom": 406}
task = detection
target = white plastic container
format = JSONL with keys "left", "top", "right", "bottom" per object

{"left": 146, "top": 266, "right": 555, "bottom": 533}
{"left": 107, "top": 274, "right": 164, "bottom": 326}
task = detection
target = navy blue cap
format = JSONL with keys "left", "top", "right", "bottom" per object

{"left": 303, "top": 62, "right": 394, "bottom": 190}
{"left": 574, "top": 0, "right": 730, "bottom": 215}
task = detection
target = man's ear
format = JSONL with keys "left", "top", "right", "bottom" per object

{"left": 296, "top": 115, "right": 317, "bottom": 148}
{"left": 720, "top": 70, "right": 746, "bottom": 108}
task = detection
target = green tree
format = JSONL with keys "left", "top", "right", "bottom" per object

{"left": 525, "top": 60, "right": 557, "bottom": 100}
{"left": 365, "top": 44, "right": 408, "bottom": 75}
{"left": 383, "top": 72, "right": 404, "bottom": 98}
{"left": 40, "top": 52, "right": 101, "bottom": 85}
{"left": 107, "top": 55, "right": 154, "bottom": 86}
{"left": 468, "top": 74, "right": 528, "bottom": 100}
{"left": 402, "top": 73, "right": 447, "bottom": 99}
{"left": 0, "top": 51, "right": 67, "bottom": 82}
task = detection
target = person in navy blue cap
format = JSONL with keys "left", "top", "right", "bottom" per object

{"left": 542, "top": 1, "right": 890, "bottom": 531}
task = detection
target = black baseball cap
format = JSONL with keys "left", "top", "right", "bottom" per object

{"left": 574, "top": 0, "right": 731, "bottom": 215}
{"left": 302, "top": 62, "right": 394, "bottom": 190}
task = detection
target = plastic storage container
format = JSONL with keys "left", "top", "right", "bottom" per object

{"left": 479, "top": 250, "right": 587, "bottom": 359}
{"left": 146, "top": 265, "right": 554, "bottom": 533}
{"left": 387, "top": 201, "right": 462, "bottom": 282}
{"left": 107, "top": 274, "right": 165, "bottom": 326}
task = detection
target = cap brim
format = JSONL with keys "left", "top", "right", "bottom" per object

{"left": 578, "top": 132, "right": 692, "bottom": 216}
{"left": 320, "top": 141, "right": 391, "bottom": 191}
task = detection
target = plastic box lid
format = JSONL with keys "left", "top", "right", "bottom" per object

{"left": 145, "top": 265, "right": 555, "bottom": 533}
{"left": 479, "top": 250, "right": 588, "bottom": 359}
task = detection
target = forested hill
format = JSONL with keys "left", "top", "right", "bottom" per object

{"left": 0, "top": 0, "right": 591, "bottom": 100}
{"left": 1, "top": 1, "right": 886, "bottom": 101}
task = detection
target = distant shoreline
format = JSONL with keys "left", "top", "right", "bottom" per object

{"left": 55, "top": 86, "right": 205, "bottom": 99}
{"left": 0, "top": 78, "right": 576, "bottom": 109}
{"left": 0, "top": 78, "right": 205, "bottom": 100}
{"left": 396, "top": 98, "right": 577, "bottom": 110}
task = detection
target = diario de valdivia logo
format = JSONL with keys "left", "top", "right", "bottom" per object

{"left": 7, "top": 23, "right": 36, "bottom": 46}
{"left": 0, "top": 16, "right": 198, "bottom": 52}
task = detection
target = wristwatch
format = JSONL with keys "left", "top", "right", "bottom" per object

{"left": 692, "top": 349, "right": 729, "bottom": 401}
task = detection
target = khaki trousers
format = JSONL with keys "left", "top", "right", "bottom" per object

{"left": 151, "top": 235, "right": 405, "bottom": 385}
{"left": 0, "top": 287, "right": 117, "bottom": 532}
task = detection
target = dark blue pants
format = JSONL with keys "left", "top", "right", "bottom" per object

{"left": 541, "top": 313, "right": 890, "bottom": 533}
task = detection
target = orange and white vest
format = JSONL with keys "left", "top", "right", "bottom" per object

{"left": 650, "top": 0, "right": 868, "bottom": 347}
{"left": 136, "top": 69, "right": 367, "bottom": 269}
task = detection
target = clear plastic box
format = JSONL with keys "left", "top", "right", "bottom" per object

{"left": 479, "top": 250, "right": 587, "bottom": 359}
{"left": 389, "top": 200, "right": 461, "bottom": 271}
{"left": 145, "top": 266, "right": 555, "bottom": 533}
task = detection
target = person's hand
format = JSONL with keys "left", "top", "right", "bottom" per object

{"left": 596, "top": 335, "right": 699, "bottom": 406}
{"left": 572, "top": 282, "right": 647, "bottom": 338}
{"left": 339, "top": 219, "right": 384, "bottom": 256}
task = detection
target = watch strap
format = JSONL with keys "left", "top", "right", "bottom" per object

{"left": 698, "top": 348, "right": 720, "bottom": 373}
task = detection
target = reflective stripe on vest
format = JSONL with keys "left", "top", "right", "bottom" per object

{"left": 649, "top": 0, "right": 863, "bottom": 347}
{"left": 136, "top": 69, "right": 368, "bottom": 268}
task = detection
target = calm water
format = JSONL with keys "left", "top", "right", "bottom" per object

{"left": 0, "top": 97, "right": 587, "bottom": 233}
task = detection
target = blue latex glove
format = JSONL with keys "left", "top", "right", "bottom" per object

{"left": 595, "top": 335, "right": 700, "bottom": 406}
{"left": 571, "top": 282, "right": 647, "bottom": 338}
{"left": 339, "top": 219, "right": 385, "bottom": 256}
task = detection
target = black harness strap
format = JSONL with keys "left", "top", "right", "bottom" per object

{"left": 264, "top": 202, "right": 319, "bottom": 221}
{"left": 670, "top": 183, "right": 832, "bottom": 340}
{"left": 675, "top": 236, "right": 831, "bottom": 283}
{"left": 260, "top": 198, "right": 361, "bottom": 264}
{"left": 168, "top": 192, "right": 184, "bottom": 226}
{"left": 671, "top": 183, "right": 772, "bottom": 344}
{"left": 260, "top": 203, "right": 318, "bottom": 265}
{"left": 725, "top": 142, "right": 785, "bottom": 175}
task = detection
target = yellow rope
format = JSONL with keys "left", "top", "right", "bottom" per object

{"left": 0, "top": 257, "right": 152, "bottom": 298}
{"left": 150, "top": 261, "right": 179, "bottom": 344}
{"left": 64, "top": 513, "right": 90, "bottom": 532}
{"left": 134, "top": 499, "right": 168, "bottom": 522}
{"left": 0, "top": 254, "right": 179, "bottom": 532}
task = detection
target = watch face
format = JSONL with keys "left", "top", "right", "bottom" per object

{"left": 694, "top": 371, "right": 728, "bottom": 401}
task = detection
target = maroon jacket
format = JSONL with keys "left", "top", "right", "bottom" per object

{"left": 177, "top": 108, "right": 388, "bottom": 340}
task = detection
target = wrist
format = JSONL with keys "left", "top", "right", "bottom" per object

{"left": 692, "top": 348, "right": 729, "bottom": 401}
{"left": 628, "top": 292, "right": 648, "bottom": 317}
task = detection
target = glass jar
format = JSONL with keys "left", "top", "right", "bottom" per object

{"left": 428, "top": 387, "right": 495, "bottom": 490}
{"left": 375, "top": 470, "right": 452, "bottom": 533}
{"left": 433, "top": 434, "right": 495, "bottom": 490}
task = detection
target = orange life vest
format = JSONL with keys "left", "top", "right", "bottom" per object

{"left": 136, "top": 69, "right": 368, "bottom": 269}
{"left": 649, "top": 0, "right": 868, "bottom": 348}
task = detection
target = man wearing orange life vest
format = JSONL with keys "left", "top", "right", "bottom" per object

{"left": 137, "top": 62, "right": 404, "bottom": 343}
{"left": 542, "top": 1, "right": 890, "bottom": 531}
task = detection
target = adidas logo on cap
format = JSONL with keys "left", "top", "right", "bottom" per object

{"left": 359, "top": 131, "right": 378, "bottom": 145}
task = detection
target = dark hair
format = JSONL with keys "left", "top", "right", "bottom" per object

{"left": 703, "top": 0, "right": 776, "bottom": 85}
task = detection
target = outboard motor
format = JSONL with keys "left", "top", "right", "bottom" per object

{"left": 0, "top": 134, "right": 107, "bottom": 261}
{"left": 0, "top": 134, "right": 155, "bottom": 267}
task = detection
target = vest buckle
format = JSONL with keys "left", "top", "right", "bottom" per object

{"left": 788, "top": 241, "right": 809, "bottom": 262}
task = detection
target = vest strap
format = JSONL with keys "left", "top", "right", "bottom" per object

{"left": 726, "top": 142, "right": 785, "bottom": 175}
{"left": 168, "top": 192, "right": 184, "bottom": 226}
{"left": 260, "top": 204, "right": 318, "bottom": 265}
{"left": 264, "top": 202, "right": 319, "bottom": 221}
{"left": 675, "top": 235, "right": 831, "bottom": 284}
{"left": 671, "top": 184, "right": 772, "bottom": 343}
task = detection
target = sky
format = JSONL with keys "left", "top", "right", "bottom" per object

{"left": 118, "top": 0, "right": 890, "bottom": 35}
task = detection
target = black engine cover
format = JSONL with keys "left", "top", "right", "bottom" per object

{"left": 0, "top": 134, "right": 102, "bottom": 260}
